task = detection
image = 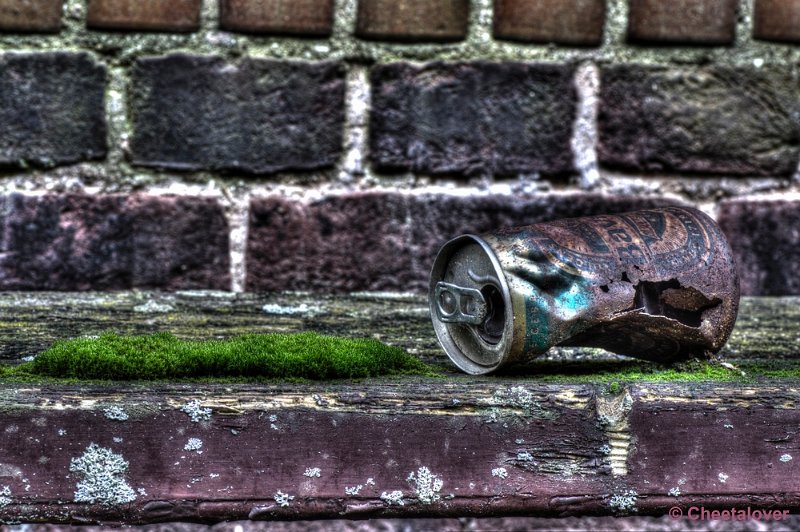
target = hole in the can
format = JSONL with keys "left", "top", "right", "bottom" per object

{"left": 477, "top": 284, "right": 505, "bottom": 344}
{"left": 439, "top": 290, "right": 457, "bottom": 315}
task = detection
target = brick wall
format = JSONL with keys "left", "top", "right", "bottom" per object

{"left": 0, "top": 0, "right": 798, "bottom": 295}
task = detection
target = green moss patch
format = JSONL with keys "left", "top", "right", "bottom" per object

{"left": 505, "top": 358, "right": 744, "bottom": 384}
{"left": 21, "top": 332, "right": 432, "bottom": 381}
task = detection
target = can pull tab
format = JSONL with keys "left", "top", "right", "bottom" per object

{"left": 434, "top": 282, "right": 488, "bottom": 325}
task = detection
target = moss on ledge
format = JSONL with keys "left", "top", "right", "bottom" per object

{"left": 14, "top": 332, "right": 433, "bottom": 381}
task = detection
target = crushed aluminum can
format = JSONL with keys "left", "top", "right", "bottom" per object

{"left": 429, "top": 206, "right": 740, "bottom": 374}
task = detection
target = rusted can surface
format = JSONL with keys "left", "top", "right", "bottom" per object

{"left": 430, "top": 206, "right": 740, "bottom": 374}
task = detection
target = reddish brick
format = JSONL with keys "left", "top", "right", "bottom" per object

{"left": 87, "top": 0, "right": 201, "bottom": 32}
{"left": 370, "top": 62, "right": 576, "bottom": 178}
{"left": 0, "top": 194, "right": 230, "bottom": 291}
{"left": 0, "top": 53, "right": 107, "bottom": 169}
{"left": 598, "top": 65, "right": 800, "bottom": 177}
{"left": 493, "top": 0, "right": 605, "bottom": 46}
{"left": 356, "top": 0, "right": 468, "bottom": 42}
{"left": 718, "top": 200, "right": 800, "bottom": 296}
{"left": 754, "top": 0, "right": 800, "bottom": 43}
{"left": 0, "top": 0, "right": 62, "bottom": 32}
{"left": 245, "top": 193, "right": 679, "bottom": 293}
{"left": 130, "top": 55, "right": 345, "bottom": 174}
{"left": 219, "top": 0, "right": 333, "bottom": 36}
{"left": 627, "top": 0, "right": 737, "bottom": 44}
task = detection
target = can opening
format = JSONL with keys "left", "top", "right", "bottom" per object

{"left": 429, "top": 235, "right": 514, "bottom": 374}
{"left": 477, "top": 284, "right": 504, "bottom": 344}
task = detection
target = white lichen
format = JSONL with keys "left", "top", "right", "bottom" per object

{"left": 137, "top": 487, "right": 147, "bottom": 496}
{"left": 491, "top": 467, "right": 508, "bottom": 479}
{"left": 668, "top": 487, "right": 681, "bottom": 497}
{"left": 366, "top": 478, "right": 375, "bottom": 486}
{"left": 345, "top": 484, "right": 362, "bottom": 495}
{"left": 407, "top": 466, "right": 443, "bottom": 505}
{"left": 780, "top": 454, "right": 793, "bottom": 463}
{"left": 133, "top": 300, "right": 174, "bottom": 313}
{"left": 608, "top": 489, "right": 638, "bottom": 513}
{"left": 184, "top": 438, "right": 203, "bottom": 453}
{"left": 718, "top": 472, "right": 729, "bottom": 483}
{"left": 69, "top": 443, "right": 136, "bottom": 506}
{"left": 303, "top": 467, "right": 321, "bottom": 478}
{"left": 0, "top": 486, "right": 11, "bottom": 508}
{"left": 598, "top": 444, "right": 611, "bottom": 455}
{"left": 262, "top": 303, "right": 320, "bottom": 316}
{"left": 723, "top": 423, "right": 734, "bottom": 429}
{"left": 380, "top": 490, "right": 405, "bottom": 506}
{"left": 274, "top": 490, "right": 294, "bottom": 507}
{"left": 103, "top": 406, "right": 129, "bottom": 421}
{"left": 507, "top": 386, "right": 534, "bottom": 408}
{"left": 516, "top": 451, "right": 534, "bottom": 462}
{"left": 181, "top": 400, "right": 212, "bottom": 423}
{"left": 113, "top": 437, "right": 123, "bottom": 443}
{"left": 58, "top": 429, "right": 67, "bottom": 436}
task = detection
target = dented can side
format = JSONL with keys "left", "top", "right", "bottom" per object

{"left": 430, "top": 206, "right": 740, "bottom": 374}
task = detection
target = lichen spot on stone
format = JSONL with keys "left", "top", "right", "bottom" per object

{"left": 303, "top": 467, "right": 321, "bottom": 478}
{"left": 407, "top": 466, "right": 443, "bottom": 505}
{"left": 609, "top": 489, "right": 638, "bottom": 514}
{"left": 380, "top": 490, "right": 404, "bottom": 506}
{"left": 103, "top": 406, "right": 129, "bottom": 421}
{"left": 181, "top": 400, "right": 212, "bottom": 423}
{"left": 718, "top": 472, "right": 729, "bottom": 483}
{"left": 274, "top": 490, "right": 294, "bottom": 507}
{"left": 69, "top": 443, "right": 136, "bottom": 506}
{"left": 184, "top": 438, "right": 203, "bottom": 453}
{"left": 491, "top": 467, "right": 508, "bottom": 479}
{"left": 780, "top": 454, "right": 793, "bottom": 463}
{"left": 0, "top": 486, "right": 11, "bottom": 508}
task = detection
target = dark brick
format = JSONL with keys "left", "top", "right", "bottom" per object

{"left": 130, "top": 55, "right": 345, "bottom": 174}
{"left": 87, "top": 0, "right": 201, "bottom": 31}
{"left": 627, "top": 0, "right": 737, "bottom": 45}
{"left": 356, "top": 0, "right": 468, "bottom": 42}
{"left": 0, "top": 53, "right": 107, "bottom": 169}
{"left": 245, "top": 193, "right": 680, "bottom": 293}
{"left": 0, "top": 194, "right": 231, "bottom": 291}
{"left": 219, "top": 0, "right": 333, "bottom": 36}
{"left": 753, "top": 0, "right": 800, "bottom": 43}
{"left": 718, "top": 200, "right": 800, "bottom": 296}
{"left": 598, "top": 65, "right": 800, "bottom": 177}
{"left": 493, "top": 0, "right": 605, "bottom": 46}
{"left": 370, "top": 62, "right": 576, "bottom": 178}
{"left": 0, "top": 0, "right": 62, "bottom": 32}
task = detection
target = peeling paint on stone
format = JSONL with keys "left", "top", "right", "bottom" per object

{"left": 596, "top": 390, "right": 633, "bottom": 476}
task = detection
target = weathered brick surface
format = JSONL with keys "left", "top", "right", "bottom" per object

{"left": 627, "top": 0, "right": 737, "bottom": 44}
{"left": 219, "top": 0, "right": 333, "bottom": 36}
{"left": 246, "top": 193, "right": 680, "bottom": 292}
{"left": 0, "top": 53, "right": 107, "bottom": 169}
{"left": 0, "top": 194, "right": 231, "bottom": 291}
{"left": 356, "top": 0, "right": 469, "bottom": 42}
{"left": 493, "top": 0, "right": 605, "bottom": 46}
{"left": 718, "top": 200, "right": 800, "bottom": 296}
{"left": 130, "top": 55, "right": 345, "bottom": 174}
{"left": 0, "top": 0, "right": 62, "bottom": 32}
{"left": 87, "top": 0, "right": 201, "bottom": 32}
{"left": 598, "top": 65, "right": 800, "bottom": 177}
{"left": 753, "top": 0, "right": 800, "bottom": 43}
{"left": 370, "top": 62, "right": 576, "bottom": 178}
